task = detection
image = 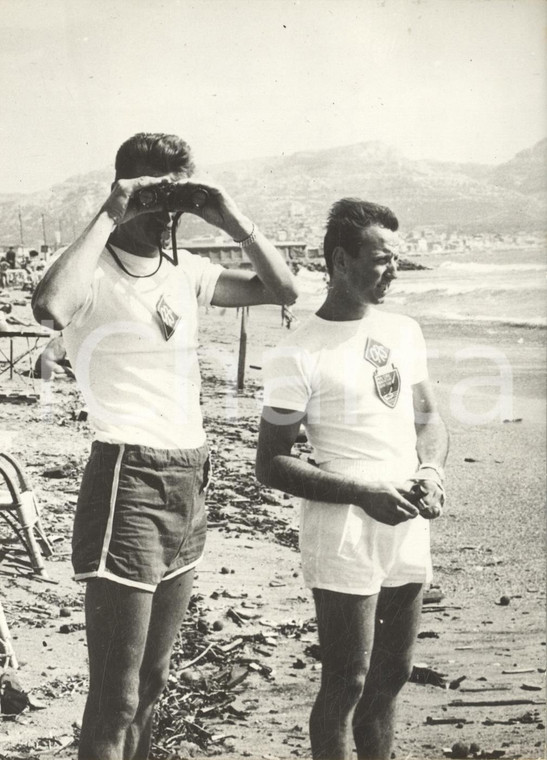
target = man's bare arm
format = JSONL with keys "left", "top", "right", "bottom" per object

{"left": 170, "top": 178, "right": 298, "bottom": 308}
{"left": 211, "top": 260, "right": 297, "bottom": 308}
{"left": 32, "top": 212, "right": 114, "bottom": 330}
{"left": 408, "top": 379, "right": 449, "bottom": 518}
{"left": 256, "top": 407, "right": 419, "bottom": 526}
{"left": 32, "top": 175, "right": 170, "bottom": 330}
{"left": 201, "top": 184, "right": 298, "bottom": 308}
{"left": 413, "top": 379, "right": 449, "bottom": 473}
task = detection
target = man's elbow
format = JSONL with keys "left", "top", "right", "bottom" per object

{"left": 256, "top": 450, "right": 283, "bottom": 489}
{"left": 32, "top": 294, "right": 68, "bottom": 331}
{"left": 255, "top": 456, "right": 271, "bottom": 487}
{"left": 281, "top": 272, "right": 300, "bottom": 304}
{"left": 271, "top": 280, "right": 299, "bottom": 307}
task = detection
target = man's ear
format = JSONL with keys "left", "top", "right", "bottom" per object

{"left": 331, "top": 246, "right": 347, "bottom": 276}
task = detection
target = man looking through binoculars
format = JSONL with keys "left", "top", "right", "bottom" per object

{"left": 32, "top": 132, "right": 298, "bottom": 760}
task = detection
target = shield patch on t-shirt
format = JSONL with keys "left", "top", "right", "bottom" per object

{"left": 156, "top": 295, "right": 182, "bottom": 341}
{"left": 373, "top": 366, "right": 400, "bottom": 408}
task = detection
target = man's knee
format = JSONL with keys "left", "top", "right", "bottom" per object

{"left": 138, "top": 659, "right": 171, "bottom": 708}
{"left": 389, "top": 655, "right": 413, "bottom": 692}
{"left": 114, "top": 695, "right": 141, "bottom": 730}
{"left": 370, "top": 652, "right": 413, "bottom": 697}
{"left": 322, "top": 660, "right": 369, "bottom": 707}
{"left": 88, "top": 686, "right": 141, "bottom": 732}
{"left": 345, "top": 668, "right": 368, "bottom": 706}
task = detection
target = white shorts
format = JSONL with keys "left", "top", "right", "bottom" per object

{"left": 299, "top": 458, "right": 432, "bottom": 595}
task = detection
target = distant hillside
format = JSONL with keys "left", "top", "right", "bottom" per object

{"left": 488, "top": 139, "right": 547, "bottom": 197}
{"left": 210, "top": 140, "right": 546, "bottom": 240}
{"left": 1, "top": 139, "right": 545, "bottom": 248}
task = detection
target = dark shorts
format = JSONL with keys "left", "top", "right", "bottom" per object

{"left": 72, "top": 441, "right": 210, "bottom": 591}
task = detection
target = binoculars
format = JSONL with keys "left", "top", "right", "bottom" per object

{"left": 135, "top": 183, "right": 209, "bottom": 213}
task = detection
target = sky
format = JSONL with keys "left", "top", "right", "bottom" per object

{"left": 0, "top": 0, "right": 546, "bottom": 194}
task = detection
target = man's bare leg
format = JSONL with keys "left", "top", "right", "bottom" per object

{"left": 310, "top": 589, "right": 378, "bottom": 760}
{"left": 78, "top": 580, "right": 154, "bottom": 760}
{"left": 126, "top": 569, "right": 195, "bottom": 760}
{"left": 353, "top": 583, "right": 423, "bottom": 760}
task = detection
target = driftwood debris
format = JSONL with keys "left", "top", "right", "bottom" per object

{"left": 449, "top": 697, "right": 544, "bottom": 708}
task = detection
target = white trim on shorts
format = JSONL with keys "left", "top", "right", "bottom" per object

{"left": 74, "top": 555, "right": 204, "bottom": 591}
{"left": 163, "top": 553, "right": 204, "bottom": 582}
{"left": 98, "top": 443, "right": 125, "bottom": 575}
{"left": 73, "top": 569, "right": 156, "bottom": 592}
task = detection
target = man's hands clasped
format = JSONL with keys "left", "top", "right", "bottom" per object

{"left": 358, "top": 481, "right": 420, "bottom": 526}
{"left": 407, "top": 479, "right": 445, "bottom": 520}
{"left": 357, "top": 475, "right": 445, "bottom": 526}
{"left": 408, "top": 463, "right": 446, "bottom": 520}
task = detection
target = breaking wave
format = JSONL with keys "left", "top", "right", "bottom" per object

{"left": 435, "top": 312, "right": 547, "bottom": 328}
{"left": 439, "top": 261, "right": 546, "bottom": 274}
{"left": 391, "top": 280, "right": 544, "bottom": 296}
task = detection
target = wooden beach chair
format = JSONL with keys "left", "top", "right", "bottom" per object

{"left": 0, "top": 452, "right": 54, "bottom": 670}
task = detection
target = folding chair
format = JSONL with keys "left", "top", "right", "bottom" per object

{"left": 0, "top": 452, "right": 54, "bottom": 670}
{"left": 0, "top": 452, "right": 53, "bottom": 577}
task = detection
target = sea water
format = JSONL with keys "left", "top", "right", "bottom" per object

{"left": 389, "top": 247, "right": 547, "bottom": 328}
{"left": 296, "top": 247, "right": 547, "bottom": 328}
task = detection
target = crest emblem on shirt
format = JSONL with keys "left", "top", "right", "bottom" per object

{"left": 373, "top": 366, "right": 401, "bottom": 408}
{"left": 364, "top": 337, "right": 400, "bottom": 408}
{"left": 156, "top": 295, "right": 181, "bottom": 341}
{"left": 364, "top": 336, "right": 390, "bottom": 369}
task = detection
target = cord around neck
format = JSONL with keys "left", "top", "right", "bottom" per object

{"left": 106, "top": 243, "right": 163, "bottom": 279}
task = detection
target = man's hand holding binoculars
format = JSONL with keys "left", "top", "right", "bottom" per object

{"left": 101, "top": 176, "right": 253, "bottom": 242}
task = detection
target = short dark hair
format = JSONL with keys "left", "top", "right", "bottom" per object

{"left": 323, "top": 198, "right": 399, "bottom": 276}
{"left": 114, "top": 133, "right": 195, "bottom": 180}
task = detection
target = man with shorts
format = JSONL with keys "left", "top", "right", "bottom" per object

{"left": 32, "top": 132, "right": 298, "bottom": 760}
{"left": 256, "top": 198, "right": 448, "bottom": 760}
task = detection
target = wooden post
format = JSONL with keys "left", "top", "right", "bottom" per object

{"left": 41, "top": 213, "right": 47, "bottom": 249}
{"left": 18, "top": 207, "right": 24, "bottom": 247}
{"left": 237, "top": 307, "right": 248, "bottom": 391}
{"left": 0, "top": 600, "right": 19, "bottom": 668}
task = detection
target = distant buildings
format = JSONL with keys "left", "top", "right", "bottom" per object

{"left": 402, "top": 229, "right": 546, "bottom": 254}
{"left": 1, "top": 228, "right": 544, "bottom": 275}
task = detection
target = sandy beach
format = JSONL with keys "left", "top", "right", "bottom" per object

{"left": 0, "top": 280, "right": 545, "bottom": 760}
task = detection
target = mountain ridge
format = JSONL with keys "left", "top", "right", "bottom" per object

{"left": 1, "top": 139, "right": 545, "bottom": 248}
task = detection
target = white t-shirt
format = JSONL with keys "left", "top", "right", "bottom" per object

{"left": 262, "top": 309, "right": 428, "bottom": 470}
{"left": 63, "top": 245, "right": 222, "bottom": 449}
